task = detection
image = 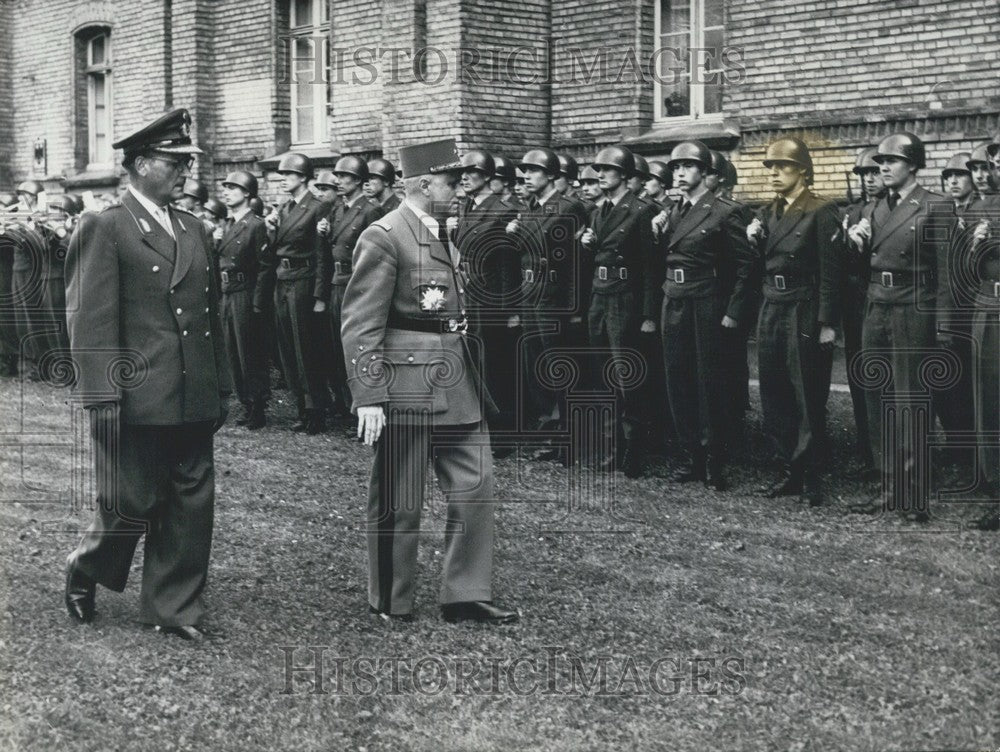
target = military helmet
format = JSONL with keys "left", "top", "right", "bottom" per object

{"left": 592, "top": 145, "right": 636, "bottom": 176}
{"left": 492, "top": 155, "right": 515, "bottom": 183}
{"left": 967, "top": 142, "right": 993, "bottom": 168}
{"left": 557, "top": 154, "right": 579, "bottom": 182}
{"left": 762, "top": 137, "right": 813, "bottom": 175}
{"left": 0, "top": 191, "right": 17, "bottom": 207}
{"left": 248, "top": 197, "right": 265, "bottom": 217}
{"left": 632, "top": 154, "right": 652, "bottom": 179}
{"left": 579, "top": 165, "right": 601, "bottom": 183}
{"left": 47, "top": 194, "right": 78, "bottom": 214}
{"left": 724, "top": 159, "right": 739, "bottom": 187}
{"left": 313, "top": 170, "right": 338, "bottom": 188}
{"left": 367, "top": 158, "right": 397, "bottom": 184}
{"left": 646, "top": 160, "right": 671, "bottom": 186}
{"left": 203, "top": 198, "right": 228, "bottom": 221}
{"left": 15, "top": 179, "right": 44, "bottom": 197}
{"left": 460, "top": 149, "right": 495, "bottom": 176}
{"left": 277, "top": 152, "right": 312, "bottom": 177}
{"left": 519, "top": 148, "right": 561, "bottom": 176}
{"left": 708, "top": 150, "right": 728, "bottom": 175}
{"left": 942, "top": 152, "right": 972, "bottom": 177}
{"left": 222, "top": 170, "right": 258, "bottom": 197}
{"left": 333, "top": 155, "right": 369, "bottom": 181}
{"left": 852, "top": 147, "right": 880, "bottom": 174}
{"left": 182, "top": 178, "right": 208, "bottom": 203}
{"left": 873, "top": 132, "right": 925, "bottom": 169}
{"left": 666, "top": 141, "right": 712, "bottom": 171}
{"left": 987, "top": 138, "right": 1000, "bottom": 159}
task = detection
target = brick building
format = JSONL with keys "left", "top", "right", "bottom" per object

{"left": 1, "top": 0, "right": 997, "bottom": 204}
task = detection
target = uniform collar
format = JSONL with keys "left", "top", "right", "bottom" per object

{"left": 403, "top": 198, "right": 440, "bottom": 238}
{"left": 129, "top": 184, "right": 168, "bottom": 213}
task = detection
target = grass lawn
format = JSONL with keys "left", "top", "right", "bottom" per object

{"left": 0, "top": 374, "right": 997, "bottom": 752}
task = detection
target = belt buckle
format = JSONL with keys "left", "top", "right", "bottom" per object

{"left": 774, "top": 274, "right": 786, "bottom": 291}
{"left": 334, "top": 261, "right": 343, "bottom": 275}
{"left": 280, "top": 258, "right": 291, "bottom": 270}
{"left": 619, "top": 267, "right": 628, "bottom": 281}
{"left": 448, "top": 317, "right": 468, "bottom": 334}
{"left": 673, "top": 269, "right": 685, "bottom": 284}
{"left": 524, "top": 269, "right": 534, "bottom": 284}
{"left": 994, "top": 281, "right": 1000, "bottom": 298}
{"left": 549, "top": 270, "right": 557, "bottom": 283}
{"left": 881, "top": 271, "right": 893, "bottom": 288}
{"left": 236, "top": 272, "right": 245, "bottom": 283}
{"left": 598, "top": 266, "right": 608, "bottom": 280}
{"left": 220, "top": 270, "right": 229, "bottom": 284}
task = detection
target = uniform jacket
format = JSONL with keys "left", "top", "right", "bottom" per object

{"left": 316, "top": 194, "right": 382, "bottom": 297}
{"left": 514, "top": 193, "right": 590, "bottom": 314}
{"left": 587, "top": 189, "right": 659, "bottom": 319}
{"left": 341, "top": 203, "right": 497, "bottom": 425}
{"left": 939, "top": 194, "right": 1000, "bottom": 330}
{"left": 661, "top": 190, "right": 756, "bottom": 323}
{"left": 455, "top": 192, "right": 519, "bottom": 312}
{"left": 753, "top": 189, "right": 843, "bottom": 326}
{"left": 65, "top": 190, "right": 232, "bottom": 424}
{"left": 259, "top": 191, "right": 328, "bottom": 300}
{"left": 217, "top": 211, "right": 270, "bottom": 308}
{"left": 379, "top": 192, "right": 402, "bottom": 215}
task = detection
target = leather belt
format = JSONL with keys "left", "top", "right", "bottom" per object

{"left": 387, "top": 313, "right": 468, "bottom": 334}
{"left": 279, "top": 257, "right": 311, "bottom": 270}
{"left": 870, "top": 269, "right": 932, "bottom": 288}
{"left": 666, "top": 267, "right": 716, "bottom": 284}
{"left": 334, "top": 261, "right": 352, "bottom": 275}
{"left": 220, "top": 270, "right": 245, "bottom": 285}
{"left": 765, "top": 273, "right": 815, "bottom": 291}
{"left": 597, "top": 265, "right": 628, "bottom": 281}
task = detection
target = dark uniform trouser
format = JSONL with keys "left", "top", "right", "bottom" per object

{"left": 368, "top": 419, "right": 494, "bottom": 615}
{"left": 973, "top": 292, "right": 1000, "bottom": 487}
{"left": 471, "top": 321, "right": 518, "bottom": 436}
{"left": 521, "top": 307, "right": 569, "bottom": 431}
{"left": 222, "top": 289, "right": 269, "bottom": 406}
{"left": 327, "top": 284, "right": 351, "bottom": 411}
{"left": 274, "top": 276, "right": 331, "bottom": 413}
{"left": 757, "top": 296, "right": 832, "bottom": 472}
{"left": 862, "top": 298, "right": 935, "bottom": 510}
{"left": 588, "top": 290, "right": 646, "bottom": 441}
{"left": 932, "top": 323, "right": 974, "bottom": 448}
{"left": 70, "top": 416, "right": 216, "bottom": 626}
{"left": 0, "top": 247, "right": 17, "bottom": 371}
{"left": 661, "top": 293, "right": 727, "bottom": 458}
{"left": 842, "top": 274, "right": 873, "bottom": 466}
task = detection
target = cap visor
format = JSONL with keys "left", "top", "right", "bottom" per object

{"left": 156, "top": 144, "right": 205, "bottom": 155}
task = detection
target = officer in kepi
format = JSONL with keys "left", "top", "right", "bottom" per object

{"left": 63, "top": 108, "right": 232, "bottom": 640}
{"left": 340, "top": 138, "right": 518, "bottom": 625}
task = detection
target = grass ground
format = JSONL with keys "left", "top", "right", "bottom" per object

{"left": 0, "top": 374, "right": 997, "bottom": 752}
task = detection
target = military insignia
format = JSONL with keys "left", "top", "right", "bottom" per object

{"left": 139, "top": 218, "right": 152, "bottom": 234}
{"left": 957, "top": 217, "right": 966, "bottom": 231}
{"left": 419, "top": 286, "right": 447, "bottom": 311}
{"left": 179, "top": 114, "right": 191, "bottom": 138}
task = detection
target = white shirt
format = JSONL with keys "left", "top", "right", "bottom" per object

{"left": 128, "top": 185, "right": 175, "bottom": 239}
{"left": 230, "top": 206, "right": 251, "bottom": 223}
{"left": 536, "top": 186, "right": 559, "bottom": 207}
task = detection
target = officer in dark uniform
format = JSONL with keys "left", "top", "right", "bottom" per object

{"left": 63, "top": 108, "right": 232, "bottom": 639}
{"left": 841, "top": 147, "right": 884, "bottom": 477}
{"left": 315, "top": 155, "right": 382, "bottom": 418}
{"left": 367, "top": 158, "right": 401, "bottom": 215}
{"left": 846, "top": 133, "right": 950, "bottom": 521}
{"left": 579, "top": 145, "right": 658, "bottom": 476}
{"left": 660, "top": 141, "right": 755, "bottom": 491}
{"left": 218, "top": 170, "right": 270, "bottom": 429}
{"left": 259, "top": 152, "right": 332, "bottom": 433}
{"left": 747, "top": 138, "right": 841, "bottom": 506}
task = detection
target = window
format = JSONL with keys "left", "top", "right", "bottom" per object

{"left": 289, "top": 0, "right": 330, "bottom": 145}
{"left": 85, "top": 31, "right": 113, "bottom": 165}
{"left": 654, "top": 0, "right": 725, "bottom": 121}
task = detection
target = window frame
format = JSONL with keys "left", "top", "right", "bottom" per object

{"left": 289, "top": 0, "right": 330, "bottom": 147}
{"left": 653, "top": 0, "right": 726, "bottom": 124}
{"left": 85, "top": 30, "right": 113, "bottom": 168}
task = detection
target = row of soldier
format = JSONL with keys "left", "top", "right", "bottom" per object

{"left": 2, "top": 132, "right": 998, "bottom": 530}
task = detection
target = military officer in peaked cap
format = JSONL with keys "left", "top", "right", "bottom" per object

{"left": 340, "top": 139, "right": 517, "bottom": 624}
{"left": 63, "top": 108, "right": 232, "bottom": 640}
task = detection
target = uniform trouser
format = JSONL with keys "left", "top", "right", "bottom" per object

{"left": 368, "top": 420, "right": 494, "bottom": 615}
{"left": 862, "top": 298, "right": 936, "bottom": 509}
{"left": 521, "top": 307, "right": 569, "bottom": 431}
{"left": 973, "top": 300, "right": 1000, "bottom": 486}
{"left": 933, "top": 323, "right": 975, "bottom": 445}
{"left": 12, "top": 267, "right": 68, "bottom": 372}
{"left": 661, "top": 293, "right": 727, "bottom": 459}
{"left": 842, "top": 275, "right": 873, "bottom": 466}
{"left": 222, "top": 289, "right": 269, "bottom": 406}
{"left": 469, "top": 318, "right": 518, "bottom": 435}
{"left": 69, "top": 415, "right": 216, "bottom": 626}
{"left": 327, "top": 284, "right": 352, "bottom": 411}
{"left": 588, "top": 290, "right": 646, "bottom": 441}
{"left": 757, "top": 296, "right": 832, "bottom": 473}
{"left": 0, "top": 250, "right": 17, "bottom": 369}
{"left": 274, "top": 276, "right": 332, "bottom": 413}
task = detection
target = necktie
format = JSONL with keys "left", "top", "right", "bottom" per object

{"left": 887, "top": 192, "right": 900, "bottom": 211}
{"left": 774, "top": 201, "right": 785, "bottom": 221}
{"left": 465, "top": 197, "right": 475, "bottom": 215}
{"left": 600, "top": 201, "right": 613, "bottom": 220}
{"left": 678, "top": 201, "right": 691, "bottom": 220}
{"left": 159, "top": 207, "right": 176, "bottom": 240}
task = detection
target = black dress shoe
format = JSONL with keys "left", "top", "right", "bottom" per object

{"left": 306, "top": 413, "right": 327, "bottom": 435}
{"left": 848, "top": 499, "right": 882, "bottom": 515}
{"left": 65, "top": 557, "right": 96, "bottom": 624}
{"left": 492, "top": 445, "right": 515, "bottom": 459}
{"left": 760, "top": 472, "right": 803, "bottom": 498}
{"left": 905, "top": 511, "right": 930, "bottom": 524}
{"left": 245, "top": 402, "right": 267, "bottom": 430}
{"left": 441, "top": 601, "right": 519, "bottom": 624}
{"left": 368, "top": 605, "right": 414, "bottom": 622}
{"left": 235, "top": 404, "right": 252, "bottom": 426}
{"left": 706, "top": 462, "right": 728, "bottom": 492}
{"left": 154, "top": 624, "right": 207, "bottom": 641}
{"left": 672, "top": 461, "right": 706, "bottom": 483}
{"left": 291, "top": 418, "right": 308, "bottom": 432}
{"left": 621, "top": 442, "right": 644, "bottom": 479}
{"left": 974, "top": 510, "right": 1000, "bottom": 531}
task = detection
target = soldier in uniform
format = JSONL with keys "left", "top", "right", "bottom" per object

{"left": 846, "top": 133, "right": 950, "bottom": 521}
{"left": 841, "top": 147, "right": 884, "bottom": 477}
{"left": 218, "top": 170, "right": 270, "bottom": 430}
{"left": 63, "top": 109, "right": 232, "bottom": 639}
{"left": 315, "top": 156, "right": 382, "bottom": 418}
{"left": 0, "top": 192, "right": 19, "bottom": 376}
{"left": 489, "top": 156, "right": 519, "bottom": 207}
{"left": 967, "top": 143, "right": 998, "bottom": 198}
{"left": 176, "top": 178, "right": 208, "bottom": 216}
{"left": 8, "top": 179, "right": 51, "bottom": 380}
{"left": 577, "top": 164, "right": 603, "bottom": 207}
{"left": 312, "top": 170, "right": 341, "bottom": 207}
{"left": 644, "top": 161, "right": 672, "bottom": 207}
{"left": 341, "top": 138, "right": 517, "bottom": 624}
{"left": 555, "top": 154, "right": 581, "bottom": 202}
{"left": 579, "top": 145, "right": 658, "bottom": 476}
{"left": 367, "top": 158, "right": 401, "bottom": 215}
{"left": 259, "top": 152, "right": 332, "bottom": 434}
{"left": 747, "top": 138, "right": 841, "bottom": 506}
{"left": 659, "top": 141, "right": 755, "bottom": 491}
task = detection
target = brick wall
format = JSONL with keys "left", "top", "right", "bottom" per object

{"left": 0, "top": 0, "right": 13, "bottom": 186}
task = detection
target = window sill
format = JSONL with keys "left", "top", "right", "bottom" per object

{"left": 63, "top": 168, "right": 121, "bottom": 189}
{"left": 622, "top": 119, "right": 741, "bottom": 153}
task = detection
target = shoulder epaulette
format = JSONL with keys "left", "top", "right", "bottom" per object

{"left": 371, "top": 219, "right": 392, "bottom": 232}
{"left": 172, "top": 206, "right": 198, "bottom": 218}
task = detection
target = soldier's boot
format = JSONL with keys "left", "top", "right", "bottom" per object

{"left": 246, "top": 401, "right": 267, "bottom": 430}
{"left": 235, "top": 403, "right": 253, "bottom": 426}
{"left": 673, "top": 448, "right": 707, "bottom": 483}
{"left": 801, "top": 466, "right": 824, "bottom": 507}
{"left": 706, "top": 456, "right": 728, "bottom": 492}
{"left": 760, "top": 463, "right": 804, "bottom": 498}
{"left": 0, "top": 355, "right": 18, "bottom": 377}
{"left": 620, "top": 439, "right": 645, "bottom": 479}
{"left": 291, "top": 400, "right": 308, "bottom": 432}
{"left": 305, "top": 410, "right": 327, "bottom": 435}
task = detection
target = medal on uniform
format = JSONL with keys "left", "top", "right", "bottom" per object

{"left": 419, "top": 286, "right": 446, "bottom": 311}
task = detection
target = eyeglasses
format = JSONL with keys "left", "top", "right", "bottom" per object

{"left": 148, "top": 154, "right": 195, "bottom": 171}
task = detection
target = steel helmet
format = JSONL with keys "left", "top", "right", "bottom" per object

{"left": 277, "top": 152, "right": 312, "bottom": 177}
{"left": 557, "top": 154, "right": 579, "bottom": 182}
{"left": 762, "top": 137, "right": 813, "bottom": 176}
{"left": 222, "top": 170, "right": 258, "bottom": 197}
{"left": 852, "top": 147, "right": 880, "bottom": 174}
{"left": 666, "top": 141, "right": 712, "bottom": 172}
{"left": 15, "top": 180, "right": 44, "bottom": 196}
{"left": 724, "top": 159, "right": 739, "bottom": 187}
{"left": 942, "top": 152, "right": 972, "bottom": 177}
{"left": 873, "top": 132, "right": 925, "bottom": 169}
{"left": 967, "top": 142, "right": 993, "bottom": 169}
{"left": 333, "top": 155, "right": 369, "bottom": 181}
{"left": 367, "top": 158, "right": 397, "bottom": 184}
{"left": 460, "top": 149, "right": 496, "bottom": 176}
{"left": 708, "top": 150, "right": 728, "bottom": 175}
{"left": 313, "top": 170, "right": 338, "bottom": 188}
{"left": 519, "top": 148, "right": 561, "bottom": 176}
{"left": 579, "top": 165, "right": 601, "bottom": 183}
{"left": 248, "top": 197, "right": 265, "bottom": 217}
{"left": 592, "top": 145, "right": 636, "bottom": 176}
{"left": 632, "top": 154, "right": 652, "bottom": 179}
{"left": 646, "top": 161, "right": 671, "bottom": 186}
{"left": 47, "top": 194, "right": 77, "bottom": 214}
{"left": 182, "top": 179, "right": 208, "bottom": 203}
{"left": 492, "top": 156, "right": 515, "bottom": 183}
{"left": 203, "top": 198, "right": 228, "bottom": 221}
